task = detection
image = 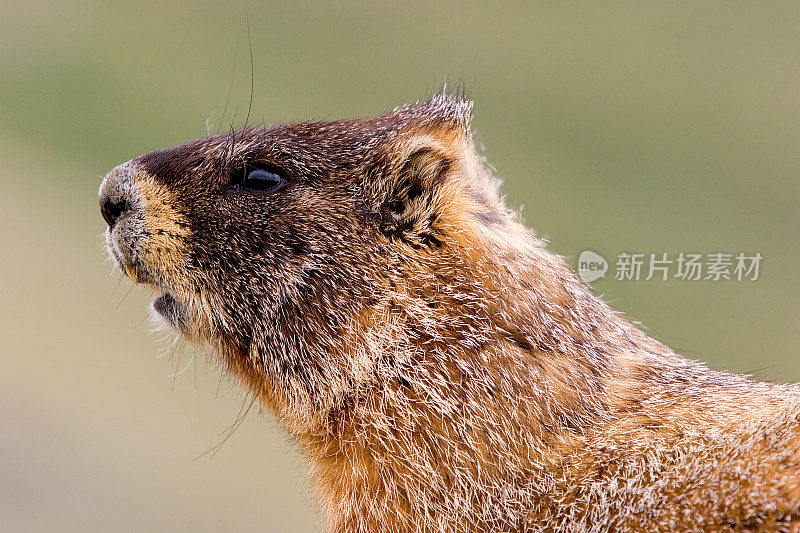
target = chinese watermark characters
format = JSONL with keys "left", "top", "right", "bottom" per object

{"left": 577, "top": 251, "right": 762, "bottom": 283}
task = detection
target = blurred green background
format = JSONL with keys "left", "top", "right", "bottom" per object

{"left": 1, "top": 1, "right": 798, "bottom": 531}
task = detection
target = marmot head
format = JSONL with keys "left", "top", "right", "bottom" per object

{"left": 99, "top": 92, "right": 526, "bottom": 428}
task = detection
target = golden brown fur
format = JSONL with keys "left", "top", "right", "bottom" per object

{"left": 99, "top": 92, "right": 800, "bottom": 532}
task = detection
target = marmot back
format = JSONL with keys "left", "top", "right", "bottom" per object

{"left": 99, "top": 92, "right": 800, "bottom": 532}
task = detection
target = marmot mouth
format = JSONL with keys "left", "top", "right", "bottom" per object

{"left": 151, "top": 289, "right": 188, "bottom": 331}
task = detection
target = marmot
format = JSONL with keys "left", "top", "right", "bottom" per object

{"left": 99, "top": 92, "right": 800, "bottom": 532}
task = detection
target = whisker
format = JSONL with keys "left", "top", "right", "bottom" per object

{"left": 216, "top": 373, "right": 224, "bottom": 399}
{"left": 109, "top": 273, "right": 125, "bottom": 301}
{"left": 217, "top": 58, "right": 237, "bottom": 134}
{"left": 170, "top": 353, "right": 194, "bottom": 378}
{"left": 114, "top": 282, "right": 136, "bottom": 310}
{"left": 155, "top": 335, "right": 181, "bottom": 360}
{"left": 194, "top": 394, "right": 257, "bottom": 460}
{"left": 244, "top": 16, "right": 254, "bottom": 128}
{"left": 204, "top": 110, "right": 215, "bottom": 136}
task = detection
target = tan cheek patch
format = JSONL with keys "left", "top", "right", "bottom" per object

{"left": 135, "top": 172, "right": 192, "bottom": 288}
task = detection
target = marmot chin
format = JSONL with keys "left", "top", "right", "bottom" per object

{"left": 99, "top": 92, "right": 800, "bottom": 532}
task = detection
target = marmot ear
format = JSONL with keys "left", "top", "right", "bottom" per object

{"left": 387, "top": 148, "right": 449, "bottom": 215}
{"left": 377, "top": 147, "right": 451, "bottom": 250}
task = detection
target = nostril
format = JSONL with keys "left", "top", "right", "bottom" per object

{"left": 100, "top": 195, "right": 128, "bottom": 228}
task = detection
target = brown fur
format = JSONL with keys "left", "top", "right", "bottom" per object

{"left": 99, "top": 92, "right": 800, "bottom": 532}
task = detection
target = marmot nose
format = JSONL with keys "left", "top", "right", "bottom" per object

{"left": 100, "top": 194, "right": 128, "bottom": 228}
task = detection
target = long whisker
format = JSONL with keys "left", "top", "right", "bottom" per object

{"left": 194, "top": 394, "right": 257, "bottom": 460}
{"left": 217, "top": 59, "right": 237, "bottom": 134}
{"left": 114, "top": 282, "right": 136, "bottom": 310}
{"left": 244, "top": 16, "right": 254, "bottom": 129}
{"left": 109, "top": 272, "right": 125, "bottom": 301}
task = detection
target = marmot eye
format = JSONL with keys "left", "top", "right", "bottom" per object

{"left": 243, "top": 168, "right": 285, "bottom": 192}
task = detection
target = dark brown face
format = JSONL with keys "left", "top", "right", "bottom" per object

{"left": 98, "top": 95, "right": 488, "bottom": 409}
